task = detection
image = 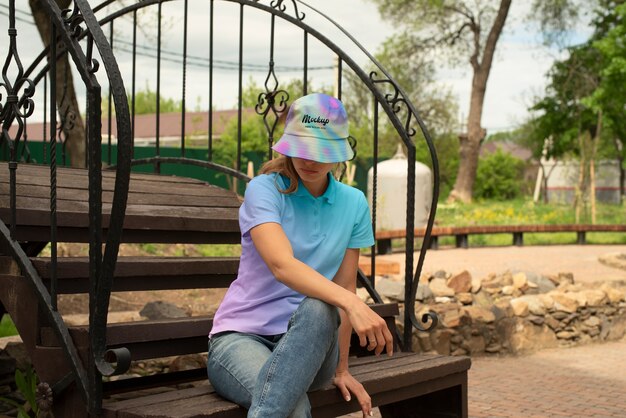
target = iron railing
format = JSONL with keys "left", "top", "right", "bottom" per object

{"left": 0, "top": 0, "right": 439, "bottom": 413}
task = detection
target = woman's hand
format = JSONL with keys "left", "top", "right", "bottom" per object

{"left": 345, "top": 296, "right": 394, "bottom": 356}
{"left": 333, "top": 369, "right": 373, "bottom": 417}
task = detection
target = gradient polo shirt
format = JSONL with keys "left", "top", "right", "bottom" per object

{"left": 210, "top": 172, "right": 374, "bottom": 337}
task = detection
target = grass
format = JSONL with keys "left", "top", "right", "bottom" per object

{"left": 436, "top": 198, "right": 625, "bottom": 227}
{"left": 0, "top": 314, "right": 18, "bottom": 338}
{"left": 430, "top": 198, "right": 626, "bottom": 247}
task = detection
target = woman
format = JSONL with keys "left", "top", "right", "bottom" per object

{"left": 207, "top": 93, "right": 393, "bottom": 418}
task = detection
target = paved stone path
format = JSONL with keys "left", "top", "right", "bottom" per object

{"left": 343, "top": 338, "right": 626, "bottom": 417}
{"left": 469, "top": 338, "right": 626, "bottom": 417}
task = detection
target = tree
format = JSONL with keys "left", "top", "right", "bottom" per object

{"left": 30, "top": 0, "right": 86, "bottom": 167}
{"left": 370, "top": 0, "right": 583, "bottom": 202}
{"left": 341, "top": 33, "right": 460, "bottom": 195}
{"left": 526, "top": 0, "right": 626, "bottom": 216}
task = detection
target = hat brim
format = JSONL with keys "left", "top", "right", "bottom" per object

{"left": 272, "top": 134, "right": 354, "bottom": 163}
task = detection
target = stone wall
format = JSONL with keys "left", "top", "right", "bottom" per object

{"left": 367, "top": 270, "right": 626, "bottom": 356}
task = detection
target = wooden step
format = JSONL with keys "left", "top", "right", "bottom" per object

{"left": 0, "top": 163, "right": 242, "bottom": 244}
{"left": 29, "top": 256, "right": 240, "bottom": 293}
{"left": 101, "top": 352, "right": 471, "bottom": 418}
{"left": 39, "top": 304, "right": 400, "bottom": 362}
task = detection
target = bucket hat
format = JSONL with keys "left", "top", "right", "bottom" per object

{"left": 272, "top": 93, "right": 354, "bottom": 163}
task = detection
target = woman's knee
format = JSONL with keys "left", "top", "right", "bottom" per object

{"left": 294, "top": 298, "right": 340, "bottom": 331}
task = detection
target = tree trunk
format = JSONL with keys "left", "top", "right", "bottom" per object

{"left": 30, "top": 0, "right": 86, "bottom": 168}
{"left": 448, "top": 0, "right": 512, "bottom": 203}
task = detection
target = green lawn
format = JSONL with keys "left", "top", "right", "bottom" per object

{"left": 0, "top": 315, "right": 18, "bottom": 338}
{"left": 432, "top": 199, "right": 626, "bottom": 246}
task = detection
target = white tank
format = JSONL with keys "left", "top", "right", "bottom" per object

{"left": 367, "top": 145, "right": 432, "bottom": 231}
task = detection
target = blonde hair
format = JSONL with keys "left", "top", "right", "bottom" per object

{"left": 258, "top": 155, "right": 346, "bottom": 194}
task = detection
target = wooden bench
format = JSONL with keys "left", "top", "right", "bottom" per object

{"left": 0, "top": 163, "right": 470, "bottom": 417}
{"left": 375, "top": 224, "right": 626, "bottom": 253}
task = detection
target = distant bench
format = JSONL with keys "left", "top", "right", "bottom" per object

{"left": 375, "top": 224, "right": 626, "bottom": 253}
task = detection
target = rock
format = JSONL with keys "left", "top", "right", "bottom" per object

{"left": 558, "top": 272, "right": 575, "bottom": 285}
{"left": 502, "top": 285, "right": 514, "bottom": 296}
{"left": 583, "top": 316, "right": 601, "bottom": 328}
{"left": 140, "top": 301, "right": 189, "bottom": 320}
{"left": 375, "top": 278, "right": 405, "bottom": 301}
{"left": 447, "top": 270, "right": 472, "bottom": 294}
{"left": 528, "top": 275, "right": 556, "bottom": 294}
{"left": 508, "top": 319, "right": 559, "bottom": 354}
{"left": 600, "top": 284, "right": 625, "bottom": 303}
{"left": 463, "top": 306, "right": 495, "bottom": 323}
{"left": 415, "top": 284, "right": 434, "bottom": 302}
{"left": 545, "top": 316, "right": 561, "bottom": 331}
{"left": 551, "top": 293, "right": 579, "bottom": 313}
{"left": 570, "top": 291, "right": 588, "bottom": 308}
{"left": 356, "top": 287, "right": 372, "bottom": 303}
{"left": 510, "top": 299, "right": 529, "bottom": 317}
{"left": 598, "top": 252, "right": 626, "bottom": 271}
{"left": 429, "top": 278, "right": 455, "bottom": 297}
{"left": 473, "top": 291, "right": 494, "bottom": 308}
{"left": 435, "top": 296, "right": 453, "bottom": 304}
{"left": 169, "top": 354, "right": 207, "bottom": 372}
{"left": 471, "top": 277, "right": 483, "bottom": 293}
{"left": 451, "top": 348, "right": 467, "bottom": 356}
{"left": 466, "top": 335, "right": 486, "bottom": 354}
{"left": 529, "top": 316, "right": 545, "bottom": 326}
{"left": 416, "top": 332, "right": 433, "bottom": 352}
{"left": 607, "top": 313, "right": 626, "bottom": 341}
{"left": 456, "top": 292, "right": 473, "bottom": 305}
{"left": 556, "top": 331, "right": 577, "bottom": 339}
{"left": 485, "top": 343, "right": 502, "bottom": 353}
{"left": 433, "top": 270, "right": 448, "bottom": 279}
{"left": 581, "top": 289, "right": 608, "bottom": 307}
{"left": 431, "top": 329, "right": 452, "bottom": 355}
{"left": 538, "top": 294, "right": 555, "bottom": 310}
{"left": 512, "top": 272, "right": 528, "bottom": 290}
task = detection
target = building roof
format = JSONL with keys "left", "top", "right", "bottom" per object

{"left": 8, "top": 108, "right": 256, "bottom": 143}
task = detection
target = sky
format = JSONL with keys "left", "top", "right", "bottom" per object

{"left": 0, "top": 0, "right": 591, "bottom": 134}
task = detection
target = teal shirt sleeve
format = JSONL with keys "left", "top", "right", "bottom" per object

{"left": 348, "top": 192, "right": 375, "bottom": 249}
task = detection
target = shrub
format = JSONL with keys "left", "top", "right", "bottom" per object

{"left": 474, "top": 149, "right": 525, "bottom": 200}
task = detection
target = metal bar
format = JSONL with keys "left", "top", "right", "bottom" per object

{"left": 43, "top": 74, "right": 47, "bottom": 164}
{"left": 370, "top": 98, "right": 378, "bottom": 289}
{"left": 208, "top": 0, "right": 214, "bottom": 161}
{"left": 107, "top": 20, "right": 113, "bottom": 165}
{"left": 155, "top": 1, "right": 162, "bottom": 173}
{"left": 49, "top": 22, "right": 58, "bottom": 312}
{"left": 236, "top": 3, "right": 243, "bottom": 174}
{"left": 303, "top": 31, "right": 308, "bottom": 95}
{"left": 336, "top": 57, "right": 342, "bottom": 100}
{"left": 404, "top": 145, "right": 416, "bottom": 351}
{"left": 131, "top": 9, "right": 137, "bottom": 156}
{"left": 181, "top": 0, "right": 188, "bottom": 157}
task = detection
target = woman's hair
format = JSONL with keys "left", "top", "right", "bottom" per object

{"left": 258, "top": 155, "right": 347, "bottom": 194}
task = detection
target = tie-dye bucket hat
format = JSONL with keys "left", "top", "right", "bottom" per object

{"left": 272, "top": 93, "right": 354, "bottom": 163}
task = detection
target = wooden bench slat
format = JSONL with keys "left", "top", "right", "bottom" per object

{"left": 26, "top": 256, "right": 240, "bottom": 292}
{"left": 101, "top": 353, "right": 471, "bottom": 418}
{"left": 1, "top": 183, "right": 240, "bottom": 208}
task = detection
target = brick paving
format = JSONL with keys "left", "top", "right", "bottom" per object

{"left": 468, "top": 338, "right": 626, "bottom": 418}
{"left": 342, "top": 337, "right": 626, "bottom": 418}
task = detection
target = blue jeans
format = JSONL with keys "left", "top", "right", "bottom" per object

{"left": 207, "top": 298, "right": 341, "bottom": 418}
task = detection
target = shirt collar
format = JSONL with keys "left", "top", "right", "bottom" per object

{"left": 294, "top": 173, "right": 336, "bottom": 204}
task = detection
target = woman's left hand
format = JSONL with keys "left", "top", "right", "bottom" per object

{"left": 333, "top": 369, "right": 372, "bottom": 417}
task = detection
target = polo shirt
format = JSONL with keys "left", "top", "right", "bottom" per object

{"left": 210, "top": 172, "right": 374, "bottom": 337}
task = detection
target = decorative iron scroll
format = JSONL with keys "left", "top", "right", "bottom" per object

{"left": 255, "top": 61, "right": 289, "bottom": 150}
{"left": 62, "top": 4, "right": 87, "bottom": 38}
{"left": 254, "top": 0, "right": 305, "bottom": 21}
{"left": 1, "top": 0, "right": 36, "bottom": 237}
{"left": 370, "top": 71, "right": 417, "bottom": 138}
